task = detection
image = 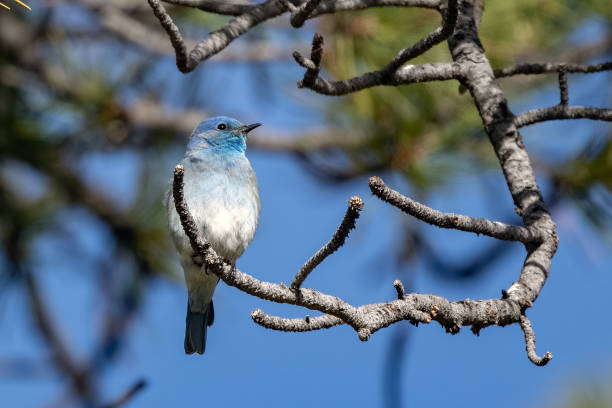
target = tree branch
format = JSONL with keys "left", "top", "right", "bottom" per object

{"left": 514, "top": 106, "right": 612, "bottom": 128}
{"left": 291, "top": 196, "right": 363, "bottom": 289}
{"left": 294, "top": 0, "right": 459, "bottom": 94}
{"left": 558, "top": 66, "right": 568, "bottom": 106}
{"left": 251, "top": 309, "right": 344, "bottom": 332}
{"left": 172, "top": 164, "right": 550, "bottom": 365}
{"left": 519, "top": 315, "right": 552, "bottom": 366}
{"left": 149, "top": 0, "right": 441, "bottom": 73}
{"left": 447, "top": 1, "right": 558, "bottom": 317}
{"left": 369, "top": 176, "right": 543, "bottom": 243}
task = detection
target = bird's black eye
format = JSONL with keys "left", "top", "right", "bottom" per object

{"left": 217, "top": 123, "right": 227, "bottom": 130}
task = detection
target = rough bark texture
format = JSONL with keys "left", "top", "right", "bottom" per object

{"left": 152, "top": 0, "right": 612, "bottom": 365}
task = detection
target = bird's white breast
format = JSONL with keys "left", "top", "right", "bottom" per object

{"left": 167, "top": 153, "right": 260, "bottom": 262}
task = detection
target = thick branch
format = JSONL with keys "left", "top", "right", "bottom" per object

{"left": 448, "top": 0, "right": 558, "bottom": 314}
{"left": 167, "top": 0, "right": 442, "bottom": 16}
{"left": 291, "top": 196, "right": 363, "bottom": 289}
{"left": 295, "top": 0, "right": 459, "bottom": 94}
{"left": 514, "top": 106, "right": 612, "bottom": 128}
{"left": 369, "top": 176, "right": 542, "bottom": 243}
{"left": 162, "top": 0, "right": 254, "bottom": 16}
{"left": 150, "top": 0, "right": 441, "bottom": 73}
{"left": 251, "top": 309, "right": 343, "bottom": 332}
{"left": 173, "top": 164, "right": 544, "bottom": 362}
{"left": 147, "top": 0, "right": 190, "bottom": 72}
{"left": 393, "top": 280, "right": 405, "bottom": 299}
{"left": 384, "top": 0, "right": 458, "bottom": 72}
{"left": 163, "top": 0, "right": 560, "bottom": 366}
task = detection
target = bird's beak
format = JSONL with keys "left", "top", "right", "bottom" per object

{"left": 241, "top": 123, "right": 262, "bottom": 135}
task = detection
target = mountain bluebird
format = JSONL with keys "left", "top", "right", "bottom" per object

{"left": 166, "top": 116, "right": 261, "bottom": 355}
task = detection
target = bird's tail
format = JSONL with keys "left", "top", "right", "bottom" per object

{"left": 184, "top": 301, "right": 215, "bottom": 355}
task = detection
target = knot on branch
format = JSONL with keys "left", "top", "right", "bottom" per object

{"left": 393, "top": 280, "right": 405, "bottom": 299}
{"left": 358, "top": 328, "right": 371, "bottom": 341}
{"left": 369, "top": 176, "right": 542, "bottom": 243}
{"left": 294, "top": 33, "right": 324, "bottom": 88}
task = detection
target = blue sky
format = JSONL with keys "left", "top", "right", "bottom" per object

{"left": 1, "top": 13, "right": 612, "bottom": 408}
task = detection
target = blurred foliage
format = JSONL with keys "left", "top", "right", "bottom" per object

{"left": 550, "top": 380, "right": 612, "bottom": 408}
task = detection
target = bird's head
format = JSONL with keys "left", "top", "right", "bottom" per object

{"left": 187, "top": 116, "right": 261, "bottom": 155}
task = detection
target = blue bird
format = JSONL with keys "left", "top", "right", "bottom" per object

{"left": 166, "top": 116, "right": 261, "bottom": 355}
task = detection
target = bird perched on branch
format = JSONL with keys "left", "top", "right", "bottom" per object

{"left": 166, "top": 116, "right": 261, "bottom": 355}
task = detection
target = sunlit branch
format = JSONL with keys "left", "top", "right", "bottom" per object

{"left": 291, "top": 196, "right": 363, "bottom": 289}
{"left": 369, "top": 176, "right": 543, "bottom": 243}
{"left": 149, "top": 0, "right": 441, "bottom": 73}
{"left": 100, "top": 379, "right": 148, "bottom": 408}
{"left": 519, "top": 315, "right": 552, "bottom": 366}
{"left": 173, "top": 165, "right": 550, "bottom": 364}
{"left": 514, "top": 106, "right": 612, "bottom": 128}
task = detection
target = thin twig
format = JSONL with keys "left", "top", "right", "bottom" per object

{"left": 294, "top": 0, "right": 459, "bottom": 94}
{"left": 147, "top": 0, "right": 190, "bottom": 72}
{"left": 519, "top": 315, "right": 552, "bottom": 366}
{"left": 293, "top": 34, "right": 464, "bottom": 95}
{"left": 494, "top": 61, "right": 612, "bottom": 78}
{"left": 369, "top": 176, "right": 543, "bottom": 243}
{"left": 514, "top": 106, "right": 612, "bottom": 128}
{"left": 162, "top": 0, "right": 254, "bottom": 16}
{"left": 100, "top": 379, "right": 148, "bottom": 408}
{"left": 290, "top": 196, "right": 363, "bottom": 290}
{"left": 172, "top": 166, "right": 544, "bottom": 361}
{"left": 383, "top": 0, "right": 458, "bottom": 72}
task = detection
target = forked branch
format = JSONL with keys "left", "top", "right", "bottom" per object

{"left": 172, "top": 165, "right": 552, "bottom": 366}
{"left": 147, "top": 0, "right": 442, "bottom": 73}
{"left": 155, "top": 0, "right": 580, "bottom": 368}
{"left": 369, "top": 177, "right": 543, "bottom": 243}
{"left": 294, "top": 0, "right": 460, "bottom": 95}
